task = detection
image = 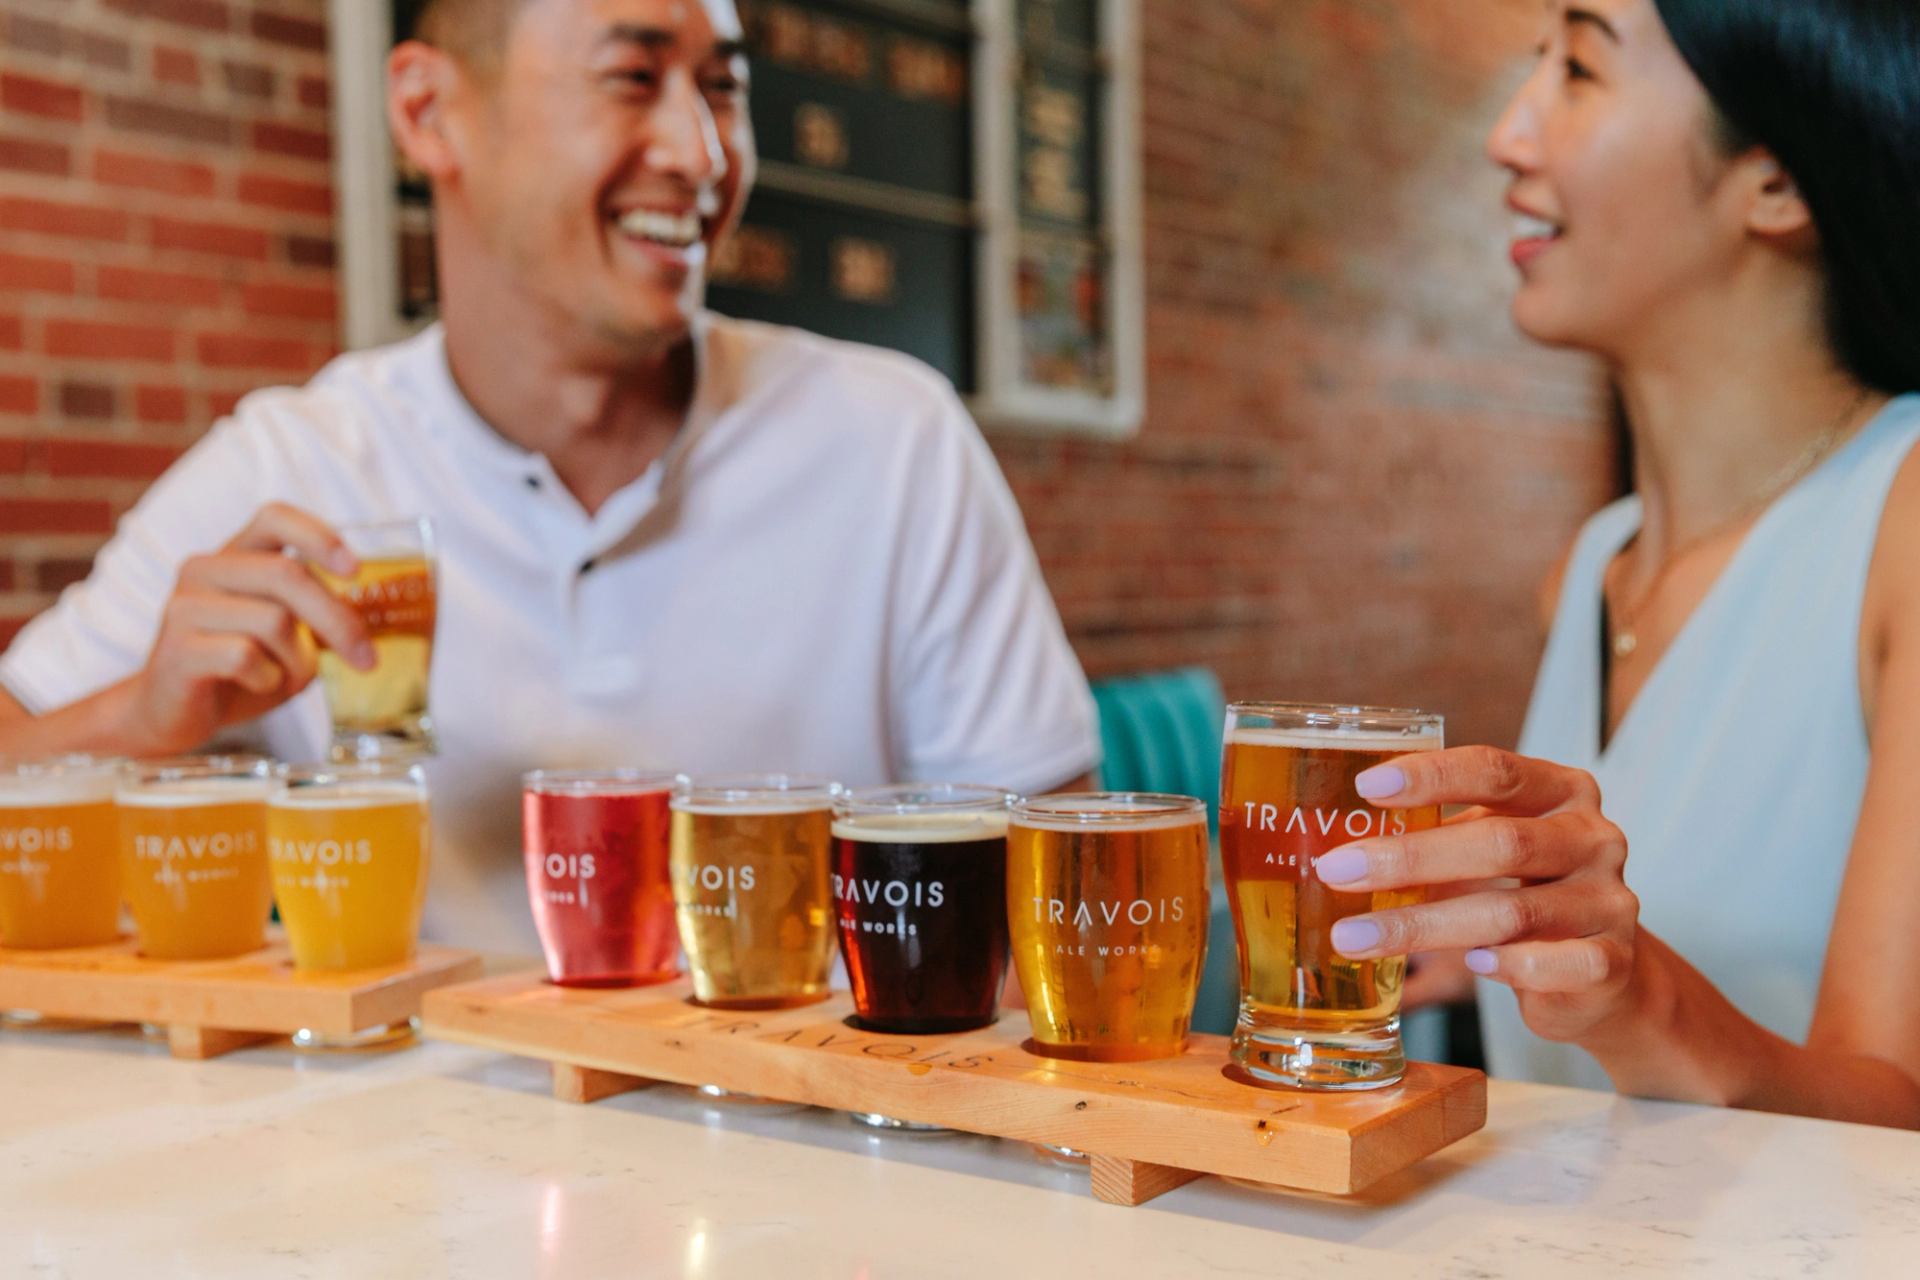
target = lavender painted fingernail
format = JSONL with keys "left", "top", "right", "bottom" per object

{"left": 329, "top": 548, "right": 358, "bottom": 576}
{"left": 1331, "top": 917, "right": 1381, "bottom": 953}
{"left": 1354, "top": 765, "right": 1406, "bottom": 800}
{"left": 1465, "top": 949, "right": 1498, "bottom": 975}
{"left": 1316, "top": 847, "right": 1370, "bottom": 885}
{"left": 353, "top": 643, "right": 377, "bottom": 670}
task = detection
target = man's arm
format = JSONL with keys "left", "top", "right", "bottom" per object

{"left": 0, "top": 504, "right": 374, "bottom": 761}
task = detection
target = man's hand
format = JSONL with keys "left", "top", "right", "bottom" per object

{"left": 118, "top": 503, "right": 375, "bottom": 756}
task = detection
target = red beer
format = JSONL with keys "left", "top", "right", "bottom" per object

{"left": 523, "top": 770, "right": 678, "bottom": 987}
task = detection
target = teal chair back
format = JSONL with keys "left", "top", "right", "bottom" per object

{"left": 1088, "top": 667, "right": 1238, "bottom": 1034}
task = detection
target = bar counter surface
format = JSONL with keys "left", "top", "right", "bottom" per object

{"left": 3, "top": 1022, "right": 1915, "bottom": 1278}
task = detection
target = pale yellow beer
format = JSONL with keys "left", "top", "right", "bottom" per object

{"left": 313, "top": 517, "right": 437, "bottom": 761}
{"left": 1221, "top": 703, "right": 1444, "bottom": 1090}
{"left": 117, "top": 757, "right": 272, "bottom": 960}
{"left": 0, "top": 757, "right": 122, "bottom": 949}
{"left": 670, "top": 775, "right": 837, "bottom": 1009}
{"left": 268, "top": 762, "right": 429, "bottom": 972}
{"left": 1008, "top": 794, "right": 1209, "bottom": 1062}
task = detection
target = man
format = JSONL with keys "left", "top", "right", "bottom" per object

{"left": 0, "top": 0, "right": 1098, "bottom": 949}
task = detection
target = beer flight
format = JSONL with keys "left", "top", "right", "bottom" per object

{"left": 0, "top": 509, "right": 1448, "bottom": 1094}
{"left": 524, "top": 699, "right": 1444, "bottom": 1094}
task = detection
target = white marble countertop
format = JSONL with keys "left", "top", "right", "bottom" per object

{"left": 2, "top": 1021, "right": 1917, "bottom": 1278}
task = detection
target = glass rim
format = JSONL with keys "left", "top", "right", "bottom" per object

{"left": 118, "top": 755, "right": 273, "bottom": 793}
{"left": 273, "top": 759, "right": 425, "bottom": 787}
{"left": 833, "top": 782, "right": 1017, "bottom": 818}
{"left": 523, "top": 768, "right": 678, "bottom": 796}
{"left": 0, "top": 752, "right": 128, "bottom": 778}
{"left": 1011, "top": 791, "right": 1208, "bottom": 827}
{"left": 671, "top": 772, "right": 841, "bottom": 810}
{"left": 1227, "top": 701, "right": 1444, "bottom": 732}
{"left": 335, "top": 514, "right": 434, "bottom": 540}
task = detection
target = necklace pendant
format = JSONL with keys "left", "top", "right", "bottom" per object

{"left": 1613, "top": 630, "right": 1639, "bottom": 660}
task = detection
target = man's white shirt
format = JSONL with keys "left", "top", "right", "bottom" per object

{"left": 0, "top": 314, "right": 1099, "bottom": 949}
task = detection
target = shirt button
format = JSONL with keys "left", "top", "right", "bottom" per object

{"left": 525, "top": 475, "right": 542, "bottom": 491}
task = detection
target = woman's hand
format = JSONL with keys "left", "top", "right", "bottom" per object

{"left": 1314, "top": 746, "right": 1642, "bottom": 1043}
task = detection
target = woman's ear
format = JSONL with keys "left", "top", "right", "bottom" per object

{"left": 1743, "top": 152, "right": 1816, "bottom": 242}
{"left": 388, "top": 41, "right": 466, "bottom": 186}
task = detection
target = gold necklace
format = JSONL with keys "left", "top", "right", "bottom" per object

{"left": 1608, "top": 391, "right": 1871, "bottom": 661}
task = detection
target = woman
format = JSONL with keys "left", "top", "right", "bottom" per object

{"left": 1314, "top": 0, "right": 1920, "bottom": 1125}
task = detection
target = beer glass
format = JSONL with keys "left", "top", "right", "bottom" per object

{"left": 832, "top": 784, "right": 1014, "bottom": 1034}
{"left": 314, "top": 516, "right": 437, "bottom": 761}
{"left": 1007, "top": 793, "right": 1209, "bottom": 1062}
{"left": 523, "top": 769, "right": 678, "bottom": 987}
{"left": 267, "top": 760, "right": 429, "bottom": 974}
{"left": 1220, "top": 702, "right": 1444, "bottom": 1090}
{"left": 670, "top": 774, "right": 838, "bottom": 1009}
{"left": 0, "top": 756, "right": 122, "bottom": 950}
{"left": 117, "top": 756, "right": 273, "bottom": 960}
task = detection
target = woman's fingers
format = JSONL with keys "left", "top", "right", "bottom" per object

{"left": 1315, "top": 809, "right": 1626, "bottom": 891}
{"left": 1354, "top": 744, "right": 1602, "bottom": 816}
{"left": 1328, "top": 879, "right": 1639, "bottom": 958}
{"left": 1463, "top": 936, "right": 1633, "bottom": 994}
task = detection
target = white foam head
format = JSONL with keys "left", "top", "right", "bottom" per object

{"left": 270, "top": 780, "right": 423, "bottom": 811}
{"left": 1228, "top": 726, "right": 1443, "bottom": 752}
{"left": 832, "top": 810, "right": 1010, "bottom": 844}
{"left": 0, "top": 758, "right": 121, "bottom": 808}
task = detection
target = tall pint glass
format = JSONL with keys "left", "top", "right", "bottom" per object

{"left": 1221, "top": 702, "right": 1444, "bottom": 1090}
{"left": 1007, "top": 793, "right": 1209, "bottom": 1062}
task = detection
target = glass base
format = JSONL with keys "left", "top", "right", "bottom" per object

{"left": 292, "top": 1017, "right": 420, "bottom": 1051}
{"left": 694, "top": 1083, "right": 789, "bottom": 1106}
{"left": 848, "top": 1112, "right": 950, "bottom": 1133}
{"left": 329, "top": 720, "right": 436, "bottom": 762}
{"left": 1, "top": 1009, "right": 119, "bottom": 1032}
{"left": 1230, "top": 1013, "right": 1405, "bottom": 1091}
{"left": 1031, "top": 1142, "right": 1090, "bottom": 1168}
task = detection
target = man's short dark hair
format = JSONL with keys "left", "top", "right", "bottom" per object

{"left": 396, "top": 0, "right": 525, "bottom": 71}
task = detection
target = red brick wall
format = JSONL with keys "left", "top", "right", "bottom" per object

{"left": 0, "top": 0, "right": 337, "bottom": 646}
{"left": 0, "top": 0, "right": 1613, "bottom": 750}
{"left": 994, "top": 0, "right": 1615, "bottom": 748}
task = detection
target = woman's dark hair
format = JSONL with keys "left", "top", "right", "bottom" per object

{"left": 1655, "top": 0, "right": 1920, "bottom": 393}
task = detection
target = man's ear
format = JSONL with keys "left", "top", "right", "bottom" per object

{"left": 1743, "top": 151, "right": 1815, "bottom": 244}
{"left": 388, "top": 41, "right": 467, "bottom": 185}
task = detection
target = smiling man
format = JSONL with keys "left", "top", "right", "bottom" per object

{"left": 0, "top": 0, "right": 1098, "bottom": 949}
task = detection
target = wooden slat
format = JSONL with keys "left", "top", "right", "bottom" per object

{"left": 0, "top": 936, "right": 483, "bottom": 1043}
{"left": 424, "top": 973, "right": 1486, "bottom": 1200}
{"left": 1090, "top": 1155, "right": 1204, "bottom": 1206}
{"left": 552, "top": 1062, "right": 652, "bottom": 1104}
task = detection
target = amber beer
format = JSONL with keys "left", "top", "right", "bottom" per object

{"left": 832, "top": 784, "right": 1013, "bottom": 1034}
{"left": 670, "top": 775, "right": 838, "bottom": 1009}
{"left": 0, "top": 756, "right": 122, "bottom": 949}
{"left": 1221, "top": 702, "right": 1444, "bottom": 1090}
{"left": 314, "top": 517, "right": 437, "bottom": 761}
{"left": 117, "top": 757, "right": 272, "bottom": 960}
{"left": 267, "top": 761, "right": 429, "bottom": 973}
{"left": 1008, "top": 794, "right": 1209, "bottom": 1062}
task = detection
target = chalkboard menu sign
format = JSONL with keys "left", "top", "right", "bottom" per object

{"left": 343, "top": 0, "right": 1141, "bottom": 434}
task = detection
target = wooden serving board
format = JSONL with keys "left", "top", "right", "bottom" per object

{"left": 0, "top": 936, "right": 483, "bottom": 1059}
{"left": 423, "top": 972, "right": 1486, "bottom": 1206}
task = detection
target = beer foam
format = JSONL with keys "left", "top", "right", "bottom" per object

{"left": 1228, "top": 726, "right": 1443, "bottom": 752}
{"left": 832, "top": 811, "right": 1010, "bottom": 844}
{"left": 1011, "top": 796, "right": 1206, "bottom": 834}
{"left": 117, "top": 777, "right": 270, "bottom": 808}
{"left": 269, "top": 781, "right": 423, "bottom": 810}
{"left": 671, "top": 800, "right": 831, "bottom": 817}
{"left": 0, "top": 773, "right": 117, "bottom": 808}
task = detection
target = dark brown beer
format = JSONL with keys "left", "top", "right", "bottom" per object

{"left": 832, "top": 805, "right": 1010, "bottom": 1034}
